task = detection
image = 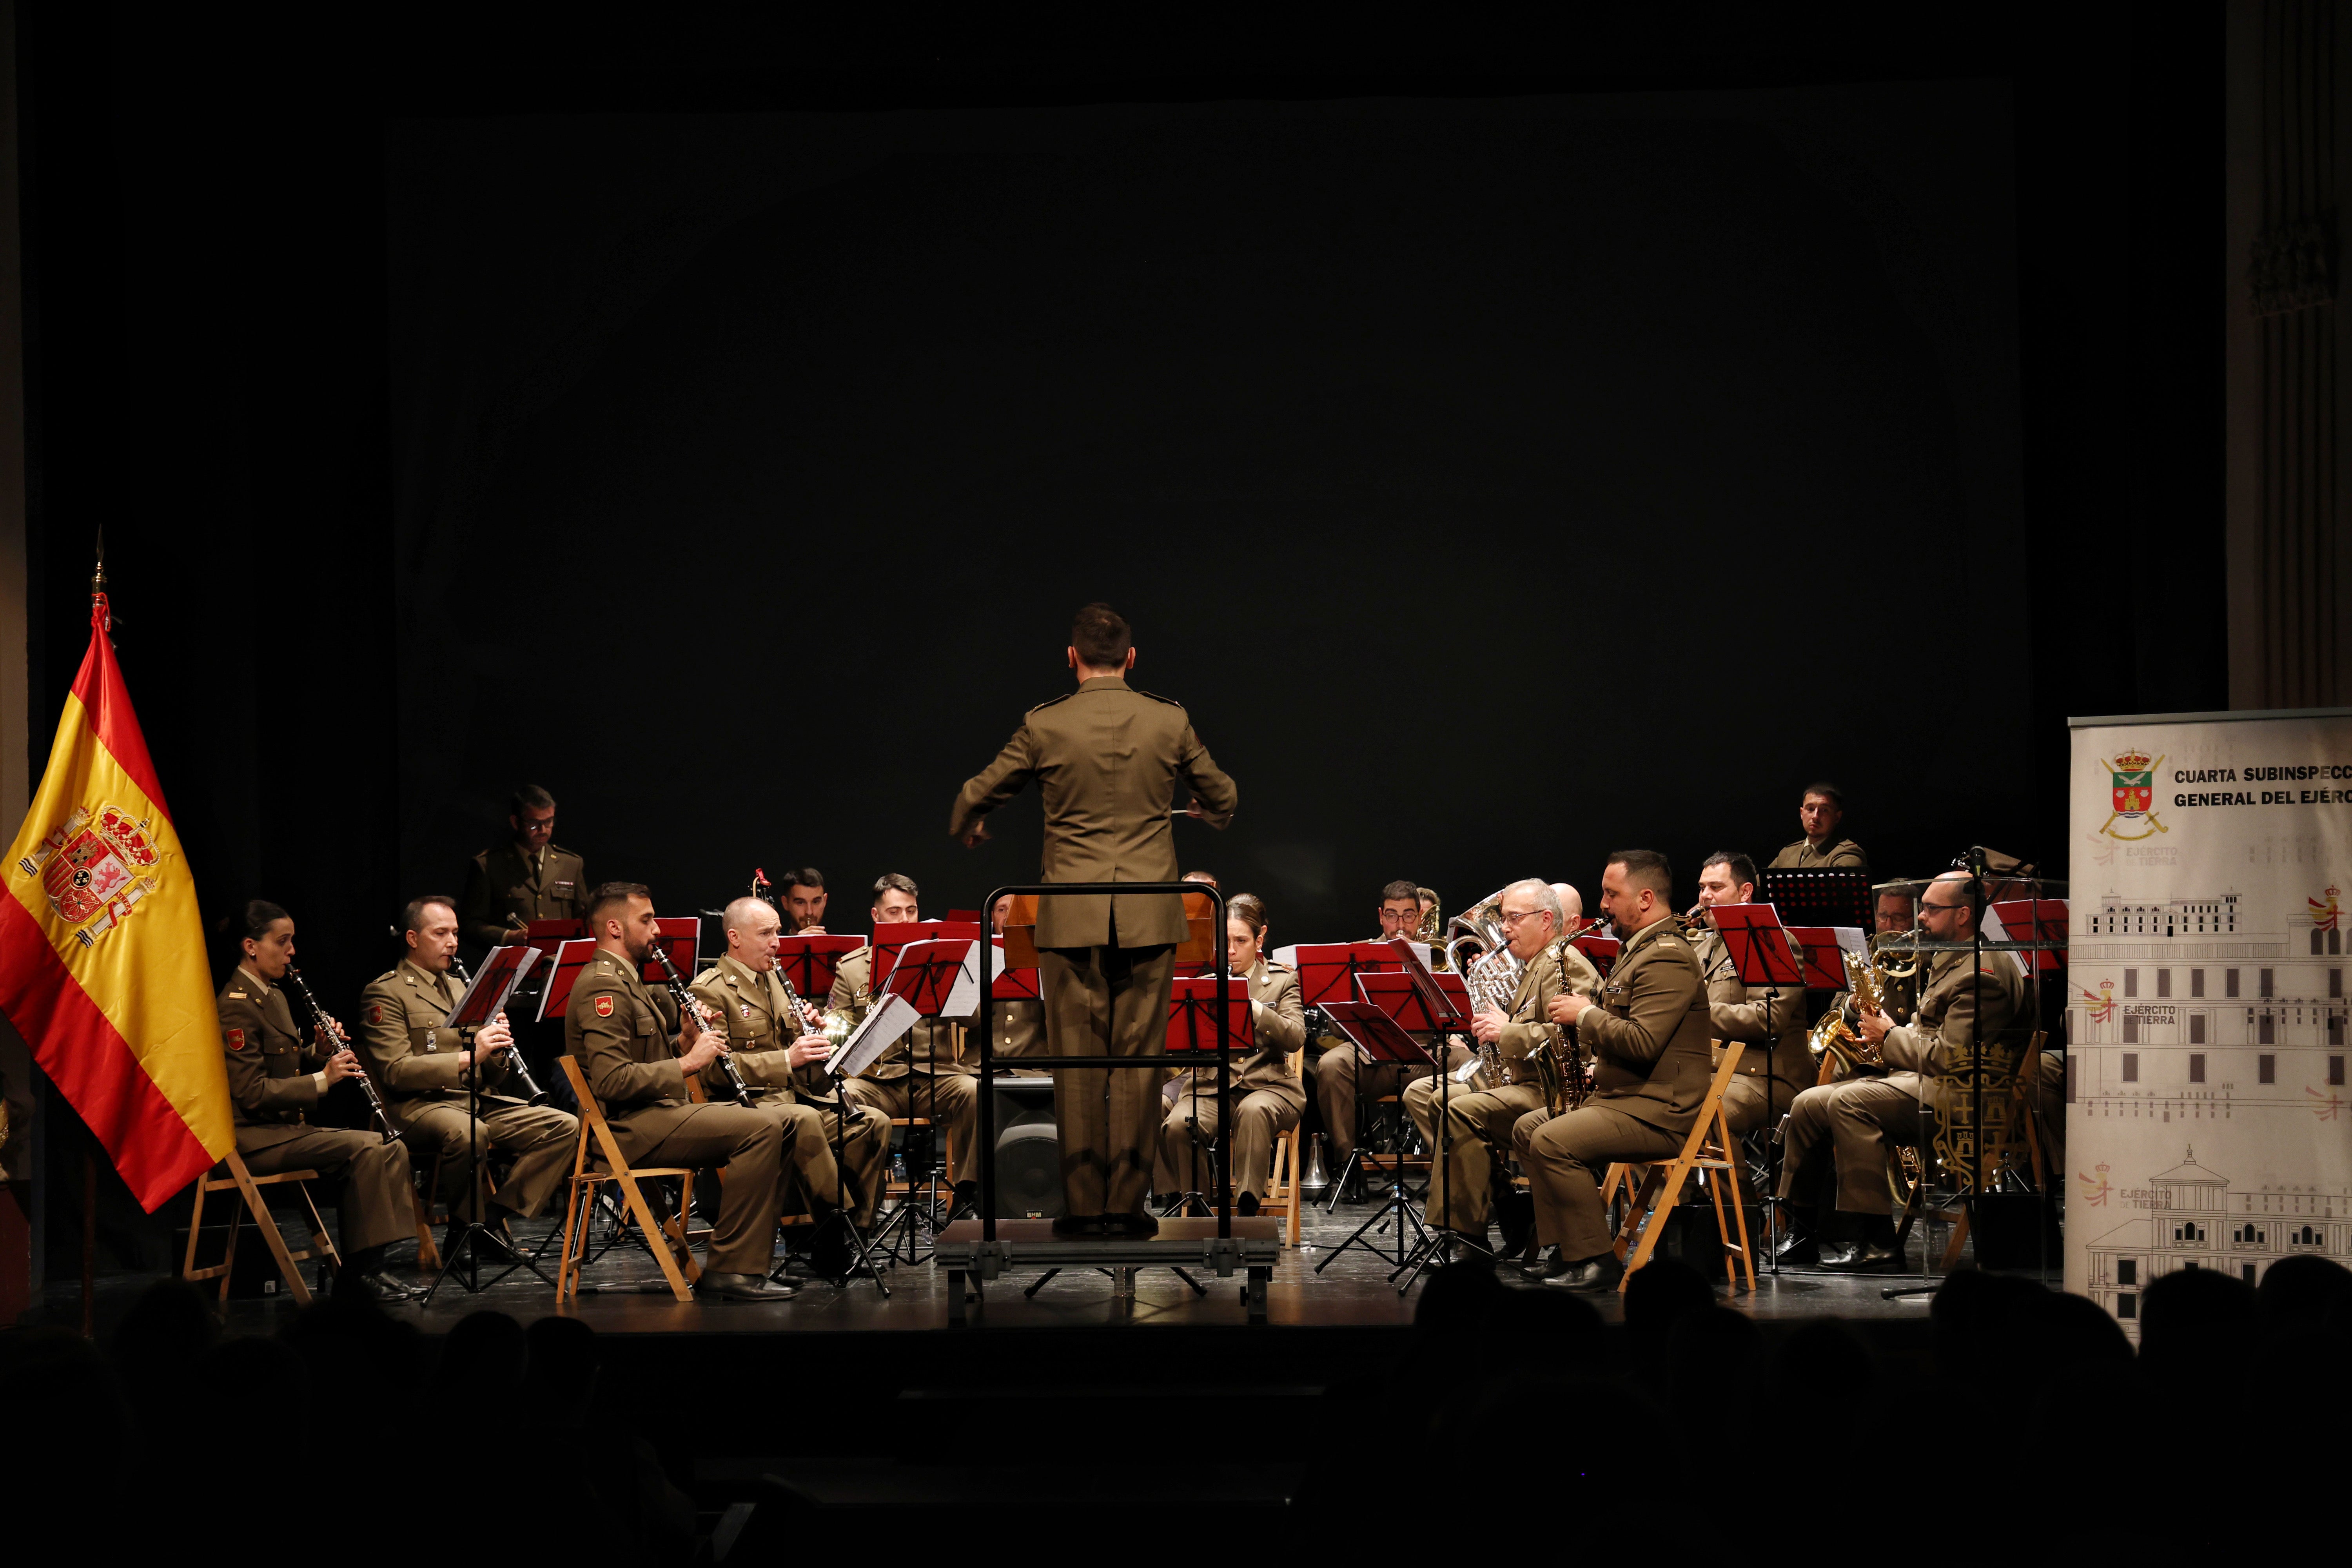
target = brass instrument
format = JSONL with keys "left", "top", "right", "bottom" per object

{"left": 450, "top": 953, "right": 548, "bottom": 1105}
{"left": 284, "top": 967, "right": 396, "bottom": 1142}
{"left": 1414, "top": 889, "right": 1447, "bottom": 969}
{"left": 1452, "top": 943, "right": 1524, "bottom": 1086}
{"left": 1533, "top": 936, "right": 1595, "bottom": 1114}
{"left": 1445, "top": 888, "right": 1510, "bottom": 964}
{"left": 647, "top": 942, "right": 753, "bottom": 1102}
{"left": 1808, "top": 933, "right": 1907, "bottom": 1078}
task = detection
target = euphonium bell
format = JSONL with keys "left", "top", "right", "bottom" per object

{"left": 1301, "top": 1132, "right": 1330, "bottom": 1196}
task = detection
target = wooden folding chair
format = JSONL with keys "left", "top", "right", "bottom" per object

{"left": 1257, "top": 1124, "right": 1304, "bottom": 1247}
{"left": 1600, "top": 1042, "right": 1756, "bottom": 1292}
{"left": 181, "top": 1148, "right": 341, "bottom": 1305}
{"left": 555, "top": 1056, "right": 701, "bottom": 1304}
{"left": 410, "top": 1143, "right": 444, "bottom": 1272}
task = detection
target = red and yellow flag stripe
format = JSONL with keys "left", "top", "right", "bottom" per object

{"left": 0, "top": 599, "right": 228, "bottom": 1209}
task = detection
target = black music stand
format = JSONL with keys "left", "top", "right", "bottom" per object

{"left": 1758, "top": 869, "right": 1874, "bottom": 937}
{"left": 1293, "top": 941, "right": 1406, "bottom": 1209}
{"left": 423, "top": 945, "right": 557, "bottom": 1301}
{"left": 1312, "top": 999, "right": 1439, "bottom": 1274}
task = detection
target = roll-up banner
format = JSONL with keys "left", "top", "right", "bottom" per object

{"left": 2067, "top": 708, "right": 2352, "bottom": 1337}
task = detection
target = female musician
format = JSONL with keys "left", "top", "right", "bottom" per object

{"left": 1153, "top": 893, "right": 1308, "bottom": 1215}
{"left": 216, "top": 900, "right": 422, "bottom": 1300}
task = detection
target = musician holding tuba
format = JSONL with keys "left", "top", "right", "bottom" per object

{"left": 356, "top": 895, "right": 579, "bottom": 1251}
{"left": 1401, "top": 880, "right": 1601, "bottom": 1259}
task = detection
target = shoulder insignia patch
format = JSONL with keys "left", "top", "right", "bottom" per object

{"left": 594, "top": 995, "right": 615, "bottom": 1018}
{"left": 225, "top": 990, "right": 247, "bottom": 1000}
{"left": 1027, "top": 691, "right": 1074, "bottom": 713}
{"left": 1136, "top": 688, "right": 1183, "bottom": 706}
{"left": 226, "top": 1027, "right": 247, "bottom": 1050}
{"left": 367, "top": 1004, "right": 383, "bottom": 1025}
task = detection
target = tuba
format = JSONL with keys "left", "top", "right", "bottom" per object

{"left": 1415, "top": 888, "right": 1447, "bottom": 968}
{"left": 1445, "top": 889, "right": 1512, "bottom": 967}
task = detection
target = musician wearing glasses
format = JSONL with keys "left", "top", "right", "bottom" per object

{"left": 828, "top": 873, "right": 983, "bottom": 1220}
{"left": 1401, "top": 879, "right": 1601, "bottom": 1258}
{"left": 1688, "top": 853, "right": 1809, "bottom": 1138}
{"left": 566, "top": 883, "right": 797, "bottom": 1301}
{"left": 1872, "top": 885, "right": 1921, "bottom": 1026}
{"left": 691, "top": 897, "right": 891, "bottom": 1259}
{"left": 457, "top": 784, "right": 588, "bottom": 952}
{"left": 1521, "top": 851, "right": 1715, "bottom": 1291}
{"left": 1311, "top": 878, "right": 1442, "bottom": 1196}
{"left": 1767, "top": 781, "right": 1867, "bottom": 873}
{"left": 1155, "top": 895, "right": 1306, "bottom": 1215}
{"left": 357, "top": 895, "right": 578, "bottom": 1245}
{"left": 1772, "top": 871, "right": 2029, "bottom": 1270}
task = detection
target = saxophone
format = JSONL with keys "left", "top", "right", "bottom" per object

{"left": 1808, "top": 934, "right": 1905, "bottom": 1077}
{"left": 1532, "top": 937, "right": 1594, "bottom": 1114}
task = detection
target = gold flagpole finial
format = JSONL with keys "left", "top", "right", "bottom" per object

{"left": 91, "top": 526, "right": 106, "bottom": 595}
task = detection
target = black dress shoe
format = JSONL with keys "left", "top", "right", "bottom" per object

{"left": 698, "top": 1270, "right": 799, "bottom": 1301}
{"left": 1816, "top": 1238, "right": 1903, "bottom": 1270}
{"left": 1518, "top": 1246, "right": 1570, "bottom": 1282}
{"left": 1495, "top": 1191, "right": 1537, "bottom": 1261}
{"left": 1542, "top": 1254, "right": 1625, "bottom": 1293}
{"left": 1236, "top": 1192, "right": 1260, "bottom": 1217}
{"left": 1100, "top": 1210, "right": 1159, "bottom": 1239}
{"left": 947, "top": 1182, "right": 980, "bottom": 1221}
{"left": 1771, "top": 1230, "right": 1819, "bottom": 1265}
{"left": 1051, "top": 1214, "right": 1104, "bottom": 1238}
{"left": 347, "top": 1270, "right": 425, "bottom": 1303}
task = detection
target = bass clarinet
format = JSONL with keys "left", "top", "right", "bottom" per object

{"left": 284, "top": 966, "right": 397, "bottom": 1143}
{"left": 646, "top": 940, "right": 753, "bottom": 1102}
{"left": 450, "top": 953, "right": 549, "bottom": 1104}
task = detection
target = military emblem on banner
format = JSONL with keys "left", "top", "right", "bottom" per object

{"left": 14, "top": 803, "right": 165, "bottom": 947}
{"left": 2097, "top": 748, "right": 2167, "bottom": 842}
{"left": 2310, "top": 886, "right": 2341, "bottom": 932}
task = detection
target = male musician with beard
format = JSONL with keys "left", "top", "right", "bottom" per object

{"left": 827, "top": 874, "right": 983, "bottom": 1219}
{"left": 779, "top": 867, "right": 830, "bottom": 935}
{"left": 1401, "top": 879, "right": 1601, "bottom": 1259}
{"left": 691, "top": 897, "right": 891, "bottom": 1269}
{"left": 458, "top": 785, "right": 588, "bottom": 951}
{"left": 1687, "top": 852, "right": 1809, "bottom": 1139}
{"left": 358, "top": 895, "right": 578, "bottom": 1248}
{"left": 1154, "top": 895, "right": 1306, "bottom": 1214}
{"left": 1311, "top": 878, "right": 1440, "bottom": 1200}
{"left": 1522, "top": 851, "right": 1715, "bottom": 1291}
{"left": 565, "top": 883, "right": 797, "bottom": 1301}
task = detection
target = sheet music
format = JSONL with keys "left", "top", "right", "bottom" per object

{"left": 831, "top": 991, "right": 921, "bottom": 1079}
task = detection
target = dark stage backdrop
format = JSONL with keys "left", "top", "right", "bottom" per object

{"left": 387, "top": 86, "right": 2026, "bottom": 942}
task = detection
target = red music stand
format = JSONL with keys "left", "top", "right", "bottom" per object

{"left": 1991, "top": 898, "right": 2069, "bottom": 972}
{"left": 870, "top": 920, "right": 984, "bottom": 996}
{"left": 449, "top": 944, "right": 539, "bottom": 1029}
{"left": 1357, "top": 971, "right": 1472, "bottom": 1034}
{"left": 884, "top": 938, "right": 978, "bottom": 1017}
{"left": 945, "top": 907, "right": 984, "bottom": 926}
{"left": 1385, "top": 935, "right": 1468, "bottom": 1028}
{"left": 1291, "top": 942, "right": 1401, "bottom": 1008}
{"left": 535, "top": 938, "right": 602, "bottom": 1022}
{"left": 1571, "top": 934, "right": 1623, "bottom": 977}
{"left": 523, "top": 918, "right": 586, "bottom": 963}
{"left": 1711, "top": 903, "right": 1808, "bottom": 987}
{"left": 989, "top": 940, "right": 1040, "bottom": 1001}
{"left": 1788, "top": 926, "right": 1867, "bottom": 989}
{"left": 1166, "top": 976, "right": 1252, "bottom": 1054}
{"left": 636, "top": 917, "right": 700, "bottom": 989}
{"left": 775, "top": 933, "right": 860, "bottom": 999}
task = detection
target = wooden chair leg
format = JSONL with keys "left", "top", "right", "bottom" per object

{"left": 412, "top": 1145, "right": 444, "bottom": 1273}
{"left": 225, "top": 1152, "right": 314, "bottom": 1306}
{"left": 182, "top": 1167, "right": 210, "bottom": 1285}
{"left": 291, "top": 1176, "right": 341, "bottom": 1272}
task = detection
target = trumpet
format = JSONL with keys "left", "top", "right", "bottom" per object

{"left": 646, "top": 941, "right": 753, "bottom": 1102}
{"left": 284, "top": 967, "right": 396, "bottom": 1142}
{"left": 451, "top": 953, "right": 548, "bottom": 1105}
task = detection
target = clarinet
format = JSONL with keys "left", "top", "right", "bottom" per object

{"left": 450, "top": 953, "right": 549, "bottom": 1105}
{"left": 284, "top": 966, "right": 396, "bottom": 1143}
{"left": 647, "top": 940, "right": 752, "bottom": 1102}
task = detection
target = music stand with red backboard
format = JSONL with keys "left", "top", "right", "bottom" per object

{"left": 775, "top": 933, "right": 860, "bottom": 1002}
{"left": 535, "top": 938, "right": 602, "bottom": 1023}
{"left": 1710, "top": 903, "right": 1808, "bottom": 988}
{"left": 1290, "top": 942, "right": 1401, "bottom": 1008}
{"left": 1384, "top": 936, "right": 1469, "bottom": 1029}
{"left": 636, "top": 918, "right": 700, "bottom": 989}
{"left": 870, "top": 920, "right": 984, "bottom": 996}
{"left": 1570, "top": 934, "right": 1623, "bottom": 977}
{"left": 883, "top": 938, "right": 980, "bottom": 1018}
{"left": 1160, "top": 975, "right": 1254, "bottom": 1209}
{"left": 1357, "top": 971, "right": 1472, "bottom": 1034}
{"left": 1313, "top": 997, "right": 1440, "bottom": 1276}
{"left": 1788, "top": 927, "right": 1867, "bottom": 990}
{"left": 1990, "top": 899, "right": 2069, "bottom": 972}
{"left": 449, "top": 945, "right": 539, "bottom": 1030}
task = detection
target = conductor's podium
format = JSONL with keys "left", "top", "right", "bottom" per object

{"left": 935, "top": 1217, "right": 1283, "bottom": 1324}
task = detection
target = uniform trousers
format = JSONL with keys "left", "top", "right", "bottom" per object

{"left": 1039, "top": 941, "right": 1177, "bottom": 1218}
{"left": 1779, "top": 1056, "right": 2067, "bottom": 1218}
{"left": 1311, "top": 1047, "right": 1434, "bottom": 1164}
{"left": 1522, "top": 1103, "right": 1689, "bottom": 1261}
{"left": 611, "top": 1103, "right": 784, "bottom": 1275}
{"left": 758, "top": 1094, "right": 890, "bottom": 1226}
{"left": 236, "top": 1127, "right": 416, "bottom": 1255}
{"left": 1402, "top": 1073, "right": 1546, "bottom": 1235}
{"left": 1154, "top": 1081, "right": 1304, "bottom": 1201}
{"left": 401, "top": 1100, "right": 577, "bottom": 1221}
{"left": 841, "top": 1072, "right": 980, "bottom": 1185}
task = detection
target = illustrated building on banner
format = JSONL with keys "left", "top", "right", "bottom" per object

{"left": 2079, "top": 1146, "right": 2350, "bottom": 1328}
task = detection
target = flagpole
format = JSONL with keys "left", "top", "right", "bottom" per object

{"left": 79, "top": 541, "right": 102, "bottom": 1336}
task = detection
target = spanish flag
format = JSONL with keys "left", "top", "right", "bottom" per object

{"left": 0, "top": 594, "right": 229, "bottom": 1209}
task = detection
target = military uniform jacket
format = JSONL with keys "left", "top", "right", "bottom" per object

{"left": 948, "top": 675, "right": 1239, "bottom": 949}
{"left": 1581, "top": 916, "right": 1715, "bottom": 1134}
{"left": 828, "top": 944, "right": 973, "bottom": 1079}
{"left": 1469, "top": 945, "right": 1590, "bottom": 1091}
{"left": 990, "top": 997, "right": 1046, "bottom": 1061}
{"left": 1879, "top": 944, "right": 2029, "bottom": 1112}
{"left": 1767, "top": 837, "right": 1867, "bottom": 872}
{"left": 1693, "top": 924, "right": 1811, "bottom": 1086}
{"left": 218, "top": 968, "right": 327, "bottom": 1146}
{"left": 459, "top": 841, "right": 588, "bottom": 950}
{"left": 1169, "top": 960, "right": 1308, "bottom": 1103}
{"left": 689, "top": 954, "right": 843, "bottom": 1106}
{"left": 565, "top": 950, "right": 693, "bottom": 1144}
{"left": 357, "top": 958, "right": 527, "bottom": 1111}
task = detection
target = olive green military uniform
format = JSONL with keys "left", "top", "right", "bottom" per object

{"left": 218, "top": 967, "right": 416, "bottom": 1254}
{"left": 1311, "top": 934, "right": 1441, "bottom": 1174}
{"left": 692, "top": 955, "right": 889, "bottom": 1226}
{"left": 1404, "top": 943, "right": 1602, "bottom": 1236}
{"left": 1521, "top": 917, "right": 1714, "bottom": 1261}
{"left": 1777, "top": 944, "right": 2038, "bottom": 1216}
{"left": 1766, "top": 837, "right": 1867, "bottom": 872}
{"left": 564, "top": 950, "right": 790, "bottom": 1277}
{"left": 826, "top": 944, "right": 981, "bottom": 1182}
{"left": 1690, "top": 921, "right": 1811, "bottom": 1138}
{"left": 990, "top": 996, "right": 1048, "bottom": 1075}
{"left": 951, "top": 673, "right": 1239, "bottom": 1220}
{"left": 458, "top": 840, "right": 588, "bottom": 950}
{"left": 356, "top": 958, "right": 578, "bottom": 1221}
{"left": 1154, "top": 960, "right": 1306, "bottom": 1202}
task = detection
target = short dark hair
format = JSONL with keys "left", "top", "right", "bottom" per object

{"left": 586, "top": 881, "right": 650, "bottom": 929}
{"left": 510, "top": 785, "right": 556, "bottom": 818}
{"left": 1071, "top": 602, "right": 1132, "bottom": 669}
{"left": 1801, "top": 781, "right": 1844, "bottom": 808}
{"left": 1699, "top": 851, "right": 1757, "bottom": 891}
{"left": 781, "top": 866, "right": 825, "bottom": 892}
{"left": 1379, "top": 879, "right": 1421, "bottom": 905}
{"left": 401, "top": 894, "right": 459, "bottom": 934}
{"left": 234, "top": 899, "right": 290, "bottom": 943}
{"left": 1607, "top": 850, "right": 1673, "bottom": 898}
{"left": 872, "top": 873, "right": 918, "bottom": 903}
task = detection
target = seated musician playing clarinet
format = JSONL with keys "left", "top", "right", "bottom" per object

{"left": 1153, "top": 894, "right": 1306, "bottom": 1214}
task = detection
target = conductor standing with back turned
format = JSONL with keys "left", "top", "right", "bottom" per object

{"left": 952, "top": 604, "right": 1238, "bottom": 1238}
